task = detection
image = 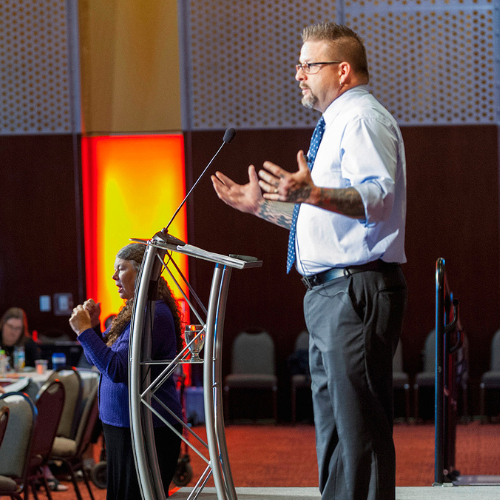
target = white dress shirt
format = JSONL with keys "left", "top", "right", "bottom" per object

{"left": 295, "top": 85, "right": 407, "bottom": 276}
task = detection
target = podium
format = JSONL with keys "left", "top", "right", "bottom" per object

{"left": 128, "top": 235, "right": 262, "bottom": 500}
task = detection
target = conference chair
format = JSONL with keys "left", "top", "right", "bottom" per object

{"left": 0, "top": 406, "right": 9, "bottom": 449}
{"left": 26, "top": 379, "right": 66, "bottom": 500}
{"left": 46, "top": 367, "right": 82, "bottom": 439}
{"left": 479, "top": 329, "right": 500, "bottom": 421}
{"left": 0, "top": 392, "right": 37, "bottom": 500}
{"left": 224, "top": 330, "right": 278, "bottom": 422}
{"left": 50, "top": 383, "right": 99, "bottom": 500}
{"left": 414, "top": 330, "right": 469, "bottom": 421}
{"left": 290, "top": 330, "right": 311, "bottom": 425}
{"left": 392, "top": 340, "right": 411, "bottom": 421}
{"left": 413, "top": 330, "right": 437, "bottom": 420}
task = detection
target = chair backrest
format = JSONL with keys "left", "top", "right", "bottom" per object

{"left": 294, "top": 330, "right": 309, "bottom": 352}
{"left": 73, "top": 383, "right": 99, "bottom": 457}
{"left": 32, "top": 379, "right": 66, "bottom": 463}
{"left": 490, "top": 329, "right": 500, "bottom": 371}
{"left": 0, "top": 392, "right": 37, "bottom": 479}
{"left": 46, "top": 367, "right": 82, "bottom": 439}
{"left": 231, "top": 331, "right": 275, "bottom": 375}
{"left": 0, "top": 406, "right": 9, "bottom": 449}
{"left": 393, "top": 339, "right": 404, "bottom": 373}
{"left": 422, "top": 330, "right": 435, "bottom": 372}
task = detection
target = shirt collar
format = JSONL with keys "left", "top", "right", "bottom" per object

{"left": 322, "top": 84, "right": 370, "bottom": 125}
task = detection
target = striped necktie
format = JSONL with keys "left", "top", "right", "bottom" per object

{"left": 286, "top": 116, "right": 326, "bottom": 273}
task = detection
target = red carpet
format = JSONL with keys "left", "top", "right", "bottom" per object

{"left": 49, "top": 422, "right": 500, "bottom": 499}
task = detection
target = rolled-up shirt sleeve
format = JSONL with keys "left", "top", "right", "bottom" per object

{"left": 341, "top": 116, "right": 399, "bottom": 226}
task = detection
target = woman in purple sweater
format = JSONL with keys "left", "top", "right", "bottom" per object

{"left": 69, "top": 243, "right": 183, "bottom": 499}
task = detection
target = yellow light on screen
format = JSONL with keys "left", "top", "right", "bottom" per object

{"left": 82, "top": 134, "right": 187, "bottom": 327}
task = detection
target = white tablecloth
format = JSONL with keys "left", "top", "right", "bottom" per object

{"left": 0, "top": 368, "right": 99, "bottom": 395}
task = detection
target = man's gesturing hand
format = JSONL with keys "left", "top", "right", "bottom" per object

{"left": 258, "top": 151, "right": 318, "bottom": 205}
{"left": 211, "top": 165, "right": 264, "bottom": 215}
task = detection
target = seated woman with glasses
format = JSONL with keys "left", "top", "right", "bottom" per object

{"left": 0, "top": 307, "right": 41, "bottom": 370}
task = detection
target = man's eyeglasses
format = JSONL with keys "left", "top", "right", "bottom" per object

{"left": 295, "top": 61, "right": 341, "bottom": 75}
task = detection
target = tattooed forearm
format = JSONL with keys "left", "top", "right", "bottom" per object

{"left": 288, "top": 186, "right": 312, "bottom": 203}
{"left": 256, "top": 200, "right": 294, "bottom": 229}
{"left": 315, "top": 187, "right": 365, "bottom": 218}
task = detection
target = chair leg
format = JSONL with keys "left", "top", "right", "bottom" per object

{"left": 39, "top": 474, "right": 53, "bottom": 500}
{"left": 81, "top": 467, "right": 96, "bottom": 500}
{"left": 64, "top": 461, "right": 84, "bottom": 500}
{"left": 413, "top": 385, "right": 419, "bottom": 421}
{"left": 24, "top": 481, "right": 31, "bottom": 500}
{"left": 291, "top": 384, "right": 297, "bottom": 426}
{"left": 272, "top": 387, "right": 278, "bottom": 423}
{"left": 479, "top": 384, "right": 486, "bottom": 423}
{"left": 404, "top": 385, "right": 411, "bottom": 423}
{"left": 27, "top": 479, "right": 39, "bottom": 500}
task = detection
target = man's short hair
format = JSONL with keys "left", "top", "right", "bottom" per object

{"left": 302, "top": 22, "right": 369, "bottom": 81}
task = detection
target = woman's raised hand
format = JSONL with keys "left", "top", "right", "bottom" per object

{"left": 83, "top": 299, "right": 101, "bottom": 328}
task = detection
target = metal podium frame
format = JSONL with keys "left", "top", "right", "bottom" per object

{"left": 128, "top": 235, "right": 262, "bottom": 500}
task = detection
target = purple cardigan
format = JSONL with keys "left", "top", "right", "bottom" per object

{"left": 78, "top": 300, "right": 182, "bottom": 428}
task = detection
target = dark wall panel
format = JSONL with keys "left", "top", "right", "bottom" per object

{"left": 402, "top": 125, "right": 500, "bottom": 409}
{"left": 187, "top": 126, "right": 500, "bottom": 415}
{"left": 0, "top": 135, "right": 84, "bottom": 338}
{"left": 1, "top": 126, "right": 498, "bottom": 416}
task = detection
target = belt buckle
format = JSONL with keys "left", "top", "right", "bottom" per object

{"left": 302, "top": 275, "right": 318, "bottom": 290}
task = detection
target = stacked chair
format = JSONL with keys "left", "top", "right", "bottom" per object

{"left": 50, "top": 369, "right": 100, "bottom": 500}
{"left": 0, "top": 406, "right": 9, "bottom": 445}
{"left": 26, "top": 379, "right": 66, "bottom": 499}
{"left": 0, "top": 366, "right": 101, "bottom": 499}
{"left": 0, "top": 392, "right": 37, "bottom": 499}
{"left": 46, "top": 367, "right": 83, "bottom": 440}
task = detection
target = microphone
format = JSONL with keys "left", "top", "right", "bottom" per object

{"left": 222, "top": 127, "right": 236, "bottom": 144}
{"left": 155, "top": 127, "right": 236, "bottom": 246}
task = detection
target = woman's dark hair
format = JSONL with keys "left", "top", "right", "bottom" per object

{"left": 104, "top": 243, "right": 183, "bottom": 352}
{"left": 0, "top": 307, "right": 29, "bottom": 347}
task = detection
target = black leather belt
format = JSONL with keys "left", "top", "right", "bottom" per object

{"left": 302, "top": 259, "right": 393, "bottom": 289}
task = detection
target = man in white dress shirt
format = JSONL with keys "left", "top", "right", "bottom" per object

{"left": 212, "top": 22, "right": 407, "bottom": 500}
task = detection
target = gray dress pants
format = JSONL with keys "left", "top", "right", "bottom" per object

{"left": 304, "top": 264, "right": 407, "bottom": 500}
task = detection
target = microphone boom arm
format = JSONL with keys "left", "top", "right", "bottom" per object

{"left": 161, "top": 127, "right": 236, "bottom": 237}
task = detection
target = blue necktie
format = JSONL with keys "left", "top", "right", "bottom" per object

{"left": 286, "top": 116, "right": 326, "bottom": 273}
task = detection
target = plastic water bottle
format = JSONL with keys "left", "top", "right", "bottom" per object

{"left": 0, "top": 349, "right": 7, "bottom": 376}
{"left": 17, "top": 347, "right": 25, "bottom": 372}
{"left": 51, "top": 353, "right": 66, "bottom": 371}
{"left": 13, "top": 346, "right": 25, "bottom": 372}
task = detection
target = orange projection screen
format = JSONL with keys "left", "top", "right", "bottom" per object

{"left": 82, "top": 134, "right": 187, "bottom": 326}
